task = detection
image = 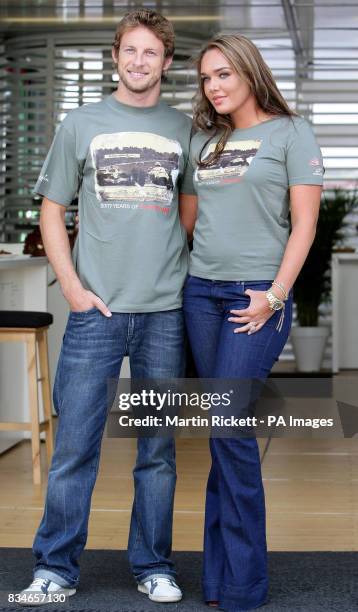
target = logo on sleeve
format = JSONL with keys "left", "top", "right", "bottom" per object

{"left": 309, "top": 157, "right": 324, "bottom": 176}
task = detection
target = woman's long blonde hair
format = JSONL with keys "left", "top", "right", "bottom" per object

{"left": 193, "top": 34, "right": 296, "bottom": 167}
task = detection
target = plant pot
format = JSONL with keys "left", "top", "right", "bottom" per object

{"left": 290, "top": 326, "right": 330, "bottom": 372}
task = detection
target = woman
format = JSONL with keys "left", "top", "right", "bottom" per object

{"left": 180, "top": 34, "right": 324, "bottom": 611}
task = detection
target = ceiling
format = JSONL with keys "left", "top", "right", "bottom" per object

{"left": 0, "top": 0, "right": 357, "bottom": 67}
{"left": 0, "top": 1, "right": 357, "bottom": 234}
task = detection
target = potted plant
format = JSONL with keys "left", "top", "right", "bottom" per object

{"left": 290, "top": 188, "right": 358, "bottom": 372}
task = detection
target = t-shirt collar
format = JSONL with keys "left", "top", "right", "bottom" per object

{"left": 105, "top": 93, "right": 163, "bottom": 115}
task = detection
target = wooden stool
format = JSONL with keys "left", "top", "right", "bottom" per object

{"left": 0, "top": 311, "right": 54, "bottom": 485}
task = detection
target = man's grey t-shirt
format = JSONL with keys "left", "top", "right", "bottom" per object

{"left": 35, "top": 94, "right": 195, "bottom": 312}
{"left": 187, "top": 116, "right": 324, "bottom": 281}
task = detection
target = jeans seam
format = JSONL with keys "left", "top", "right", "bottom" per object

{"left": 90, "top": 410, "right": 109, "bottom": 475}
{"left": 255, "top": 298, "right": 292, "bottom": 374}
{"left": 130, "top": 496, "right": 142, "bottom": 558}
{"left": 255, "top": 321, "right": 279, "bottom": 376}
{"left": 125, "top": 314, "right": 135, "bottom": 353}
{"left": 44, "top": 479, "right": 67, "bottom": 562}
{"left": 53, "top": 347, "right": 65, "bottom": 416}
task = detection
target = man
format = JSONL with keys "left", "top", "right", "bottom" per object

{"left": 21, "top": 8, "right": 196, "bottom": 605}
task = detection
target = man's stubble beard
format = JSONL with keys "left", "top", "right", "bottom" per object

{"left": 117, "top": 70, "right": 162, "bottom": 95}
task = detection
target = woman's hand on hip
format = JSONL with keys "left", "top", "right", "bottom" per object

{"left": 228, "top": 289, "right": 273, "bottom": 334}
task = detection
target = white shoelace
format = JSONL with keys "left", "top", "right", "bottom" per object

{"left": 30, "top": 578, "right": 49, "bottom": 588}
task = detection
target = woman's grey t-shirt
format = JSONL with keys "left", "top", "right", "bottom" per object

{"left": 186, "top": 116, "right": 324, "bottom": 281}
{"left": 35, "top": 94, "right": 195, "bottom": 312}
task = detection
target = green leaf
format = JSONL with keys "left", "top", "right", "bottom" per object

{"left": 294, "top": 189, "right": 358, "bottom": 327}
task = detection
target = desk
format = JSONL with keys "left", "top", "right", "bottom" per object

{"left": 332, "top": 253, "right": 358, "bottom": 372}
{"left": 0, "top": 255, "right": 48, "bottom": 452}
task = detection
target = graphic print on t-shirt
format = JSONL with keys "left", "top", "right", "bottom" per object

{"left": 196, "top": 139, "right": 262, "bottom": 185}
{"left": 90, "top": 132, "right": 182, "bottom": 210}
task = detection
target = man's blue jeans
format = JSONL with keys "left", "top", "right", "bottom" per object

{"left": 32, "top": 308, "right": 185, "bottom": 588}
{"left": 183, "top": 276, "right": 293, "bottom": 612}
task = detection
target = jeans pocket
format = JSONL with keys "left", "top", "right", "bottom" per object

{"left": 69, "top": 307, "right": 98, "bottom": 317}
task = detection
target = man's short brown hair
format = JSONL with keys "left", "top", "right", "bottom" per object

{"left": 112, "top": 9, "right": 175, "bottom": 59}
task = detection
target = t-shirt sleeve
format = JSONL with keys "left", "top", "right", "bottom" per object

{"left": 179, "top": 153, "right": 196, "bottom": 195}
{"left": 286, "top": 118, "right": 324, "bottom": 186}
{"left": 34, "top": 121, "right": 82, "bottom": 206}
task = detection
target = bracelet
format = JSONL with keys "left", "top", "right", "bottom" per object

{"left": 272, "top": 281, "right": 288, "bottom": 301}
{"left": 266, "top": 289, "right": 286, "bottom": 332}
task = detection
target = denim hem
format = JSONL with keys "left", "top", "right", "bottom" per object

{"left": 218, "top": 579, "right": 268, "bottom": 611}
{"left": 202, "top": 581, "right": 220, "bottom": 602}
{"left": 219, "top": 596, "right": 268, "bottom": 612}
{"left": 34, "top": 568, "right": 77, "bottom": 588}
{"left": 137, "top": 570, "right": 177, "bottom": 584}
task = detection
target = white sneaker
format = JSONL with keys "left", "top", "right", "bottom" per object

{"left": 19, "top": 577, "right": 76, "bottom": 606}
{"left": 138, "top": 576, "right": 182, "bottom": 602}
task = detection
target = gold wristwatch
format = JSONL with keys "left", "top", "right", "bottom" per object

{"left": 265, "top": 289, "right": 284, "bottom": 311}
